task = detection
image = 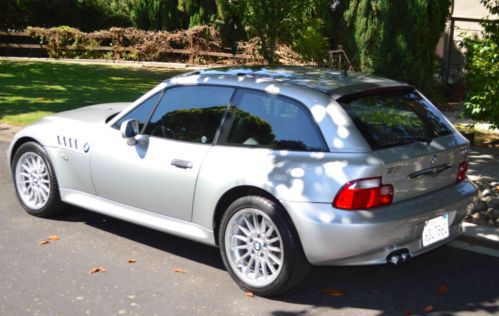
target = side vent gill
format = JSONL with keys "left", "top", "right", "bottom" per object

{"left": 57, "top": 136, "right": 79, "bottom": 150}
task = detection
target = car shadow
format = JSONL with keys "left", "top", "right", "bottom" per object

{"left": 53, "top": 206, "right": 499, "bottom": 315}
{"left": 52, "top": 206, "right": 225, "bottom": 270}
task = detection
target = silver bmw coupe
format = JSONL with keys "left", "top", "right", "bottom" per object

{"left": 7, "top": 66, "right": 477, "bottom": 296}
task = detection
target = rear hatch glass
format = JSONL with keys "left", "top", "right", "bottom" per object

{"left": 338, "top": 87, "right": 452, "bottom": 150}
{"left": 338, "top": 87, "right": 467, "bottom": 202}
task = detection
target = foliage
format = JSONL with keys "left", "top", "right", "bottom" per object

{"left": 462, "top": 0, "right": 499, "bottom": 128}
{"left": 293, "top": 18, "right": 329, "bottom": 65}
{"left": 27, "top": 25, "right": 302, "bottom": 65}
{"left": 0, "top": 0, "right": 131, "bottom": 31}
{"left": 343, "top": 0, "right": 451, "bottom": 94}
{"left": 29, "top": 25, "right": 221, "bottom": 62}
{"left": 217, "top": 0, "right": 332, "bottom": 65}
{"left": 177, "top": 0, "right": 219, "bottom": 29}
{"left": 127, "top": 0, "right": 184, "bottom": 31}
{"left": 0, "top": 60, "right": 182, "bottom": 126}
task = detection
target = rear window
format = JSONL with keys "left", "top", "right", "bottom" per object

{"left": 339, "top": 89, "right": 452, "bottom": 150}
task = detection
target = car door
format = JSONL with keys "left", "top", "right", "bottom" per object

{"left": 90, "top": 85, "right": 235, "bottom": 221}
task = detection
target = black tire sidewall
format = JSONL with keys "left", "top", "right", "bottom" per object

{"left": 12, "top": 142, "right": 62, "bottom": 217}
{"left": 219, "top": 196, "right": 306, "bottom": 296}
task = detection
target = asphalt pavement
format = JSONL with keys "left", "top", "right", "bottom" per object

{"left": 0, "top": 140, "right": 498, "bottom": 316}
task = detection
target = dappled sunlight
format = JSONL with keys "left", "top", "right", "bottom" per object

{"left": 333, "top": 138, "right": 344, "bottom": 148}
{"left": 310, "top": 104, "right": 327, "bottom": 122}
{"left": 0, "top": 73, "right": 15, "bottom": 78}
{"left": 323, "top": 160, "right": 349, "bottom": 184}
{"left": 0, "top": 95, "right": 66, "bottom": 104}
{"left": 290, "top": 167, "right": 305, "bottom": 178}
{"left": 0, "top": 60, "right": 182, "bottom": 125}
{"left": 318, "top": 211, "right": 335, "bottom": 223}
{"left": 263, "top": 84, "right": 280, "bottom": 94}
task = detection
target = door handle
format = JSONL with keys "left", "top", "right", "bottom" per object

{"left": 171, "top": 159, "right": 193, "bottom": 169}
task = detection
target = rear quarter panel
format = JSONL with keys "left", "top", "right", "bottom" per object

{"left": 192, "top": 146, "right": 385, "bottom": 230}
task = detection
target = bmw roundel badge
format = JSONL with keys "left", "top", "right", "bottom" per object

{"left": 83, "top": 143, "right": 90, "bottom": 153}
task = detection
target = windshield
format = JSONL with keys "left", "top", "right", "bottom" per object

{"left": 339, "top": 89, "right": 452, "bottom": 150}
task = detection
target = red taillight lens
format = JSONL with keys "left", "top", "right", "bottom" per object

{"left": 333, "top": 177, "right": 394, "bottom": 210}
{"left": 456, "top": 161, "right": 468, "bottom": 183}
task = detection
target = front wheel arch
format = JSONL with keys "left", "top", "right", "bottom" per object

{"left": 11, "top": 141, "right": 64, "bottom": 217}
{"left": 9, "top": 136, "right": 40, "bottom": 168}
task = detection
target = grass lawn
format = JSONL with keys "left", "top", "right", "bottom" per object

{"left": 0, "top": 60, "right": 184, "bottom": 126}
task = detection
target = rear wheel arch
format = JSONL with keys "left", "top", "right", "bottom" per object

{"left": 216, "top": 191, "right": 311, "bottom": 296}
{"left": 212, "top": 186, "right": 302, "bottom": 247}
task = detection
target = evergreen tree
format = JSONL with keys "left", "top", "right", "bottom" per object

{"left": 177, "top": 0, "right": 218, "bottom": 28}
{"left": 128, "top": 0, "right": 185, "bottom": 31}
{"left": 344, "top": 0, "right": 451, "bottom": 94}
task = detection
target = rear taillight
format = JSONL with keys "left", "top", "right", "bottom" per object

{"left": 456, "top": 161, "right": 468, "bottom": 183}
{"left": 333, "top": 177, "right": 394, "bottom": 210}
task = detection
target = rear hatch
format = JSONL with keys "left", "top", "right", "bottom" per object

{"left": 338, "top": 87, "right": 468, "bottom": 202}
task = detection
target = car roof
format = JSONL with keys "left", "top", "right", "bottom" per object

{"left": 177, "top": 66, "right": 410, "bottom": 98}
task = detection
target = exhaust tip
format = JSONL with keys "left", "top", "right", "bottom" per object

{"left": 387, "top": 249, "right": 412, "bottom": 266}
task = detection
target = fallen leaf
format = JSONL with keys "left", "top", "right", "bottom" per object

{"left": 404, "top": 309, "right": 412, "bottom": 316}
{"left": 127, "top": 259, "right": 137, "bottom": 264}
{"left": 47, "top": 235, "right": 60, "bottom": 241}
{"left": 437, "top": 285, "right": 448, "bottom": 294}
{"left": 320, "top": 289, "right": 345, "bottom": 297}
{"left": 245, "top": 291, "right": 254, "bottom": 298}
{"left": 39, "top": 240, "right": 50, "bottom": 245}
{"left": 89, "top": 267, "right": 107, "bottom": 274}
{"left": 424, "top": 305, "right": 434, "bottom": 313}
{"left": 173, "top": 268, "right": 185, "bottom": 273}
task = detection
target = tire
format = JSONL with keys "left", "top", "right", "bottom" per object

{"left": 12, "top": 141, "right": 64, "bottom": 217}
{"left": 219, "top": 196, "right": 310, "bottom": 296}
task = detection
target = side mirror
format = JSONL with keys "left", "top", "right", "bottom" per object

{"left": 120, "top": 119, "right": 139, "bottom": 146}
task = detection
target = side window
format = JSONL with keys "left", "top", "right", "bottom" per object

{"left": 144, "top": 86, "right": 234, "bottom": 144}
{"left": 225, "top": 90, "right": 327, "bottom": 151}
{"left": 113, "top": 93, "right": 161, "bottom": 132}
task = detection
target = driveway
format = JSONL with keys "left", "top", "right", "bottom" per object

{"left": 0, "top": 140, "right": 498, "bottom": 316}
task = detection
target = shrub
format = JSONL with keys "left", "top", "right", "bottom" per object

{"left": 461, "top": 0, "right": 499, "bottom": 128}
{"left": 293, "top": 18, "right": 328, "bottom": 65}
{"left": 27, "top": 26, "right": 303, "bottom": 65}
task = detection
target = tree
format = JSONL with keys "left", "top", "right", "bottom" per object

{"left": 177, "top": 0, "right": 219, "bottom": 28}
{"left": 344, "top": 0, "right": 451, "bottom": 94}
{"left": 127, "top": 0, "right": 185, "bottom": 31}
{"left": 0, "top": 0, "right": 131, "bottom": 31}
{"left": 462, "top": 0, "right": 499, "bottom": 128}
{"left": 220, "top": 0, "right": 302, "bottom": 64}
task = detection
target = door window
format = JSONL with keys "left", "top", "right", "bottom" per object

{"left": 113, "top": 92, "right": 162, "bottom": 132}
{"left": 144, "top": 86, "right": 235, "bottom": 144}
{"left": 223, "top": 89, "right": 327, "bottom": 151}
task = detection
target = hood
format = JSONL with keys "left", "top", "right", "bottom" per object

{"left": 47, "top": 102, "right": 132, "bottom": 124}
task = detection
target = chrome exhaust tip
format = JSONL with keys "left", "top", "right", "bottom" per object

{"left": 387, "top": 249, "right": 412, "bottom": 266}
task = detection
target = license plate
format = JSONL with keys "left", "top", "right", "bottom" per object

{"left": 422, "top": 213, "right": 449, "bottom": 247}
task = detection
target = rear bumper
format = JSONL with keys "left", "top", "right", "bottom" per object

{"left": 282, "top": 180, "right": 478, "bottom": 266}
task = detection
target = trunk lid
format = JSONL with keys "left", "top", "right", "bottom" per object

{"left": 375, "top": 136, "right": 468, "bottom": 202}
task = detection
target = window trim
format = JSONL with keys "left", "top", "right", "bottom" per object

{"left": 217, "top": 88, "right": 329, "bottom": 152}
